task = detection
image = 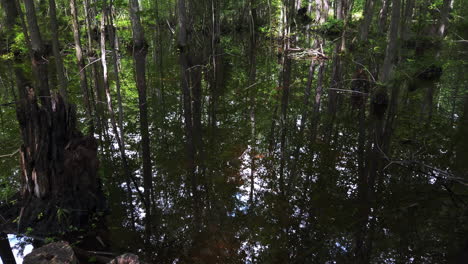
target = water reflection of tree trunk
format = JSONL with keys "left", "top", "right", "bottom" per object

{"left": 83, "top": 0, "right": 108, "bottom": 153}
{"left": 0, "top": 233, "right": 15, "bottom": 264}
{"left": 310, "top": 60, "right": 325, "bottom": 142}
{"left": 108, "top": 1, "right": 125, "bottom": 145}
{"left": 248, "top": 0, "right": 258, "bottom": 204}
{"left": 177, "top": 0, "right": 200, "bottom": 229}
{"left": 289, "top": 60, "right": 316, "bottom": 193}
{"left": 129, "top": 0, "right": 154, "bottom": 246}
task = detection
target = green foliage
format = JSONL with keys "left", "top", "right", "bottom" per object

{"left": 317, "top": 18, "right": 344, "bottom": 38}
{"left": 56, "top": 207, "right": 70, "bottom": 224}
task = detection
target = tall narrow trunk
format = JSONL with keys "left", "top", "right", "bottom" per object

{"left": 129, "top": 0, "right": 153, "bottom": 241}
{"left": 437, "top": 0, "right": 452, "bottom": 37}
{"left": 380, "top": 0, "right": 401, "bottom": 83}
{"left": 48, "top": 0, "right": 68, "bottom": 100}
{"left": 360, "top": 0, "right": 376, "bottom": 41}
{"left": 400, "top": 0, "right": 415, "bottom": 41}
{"left": 378, "top": 0, "right": 391, "bottom": 33}
{"left": 23, "top": 0, "right": 51, "bottom": 107}
{"left": 70, "top": 0, "right": 94, "bottom": 134}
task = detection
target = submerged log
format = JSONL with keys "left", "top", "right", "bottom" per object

{"left": 15, "top": 80, "right": 105, "bottom": 235}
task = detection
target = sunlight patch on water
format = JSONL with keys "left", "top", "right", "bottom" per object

{"left": 0, "top": 235, "right": 34, "bottom": 264}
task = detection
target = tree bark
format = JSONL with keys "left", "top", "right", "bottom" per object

{"left": 70, "top": 0, "right": 94, "bottom": 135}
{"left": 23, "top": 0, "right": 51, "bottom": 107}
{"left": 437, "top": 0, "right": 452, "bottom": 37}
{"left": 48, "top": 0, "right": 68, "bottom": 100}
{"left": 400, "top": 0, "right": 415, "bottom": 41}
{"left": 378, "top": 0, "right": 391, "bottom": 33}
{"left": 360, "top": 0, "right": 376, "bottom": 41}
{"left": 379, "top": 0, "right": 401, "bottom": 83}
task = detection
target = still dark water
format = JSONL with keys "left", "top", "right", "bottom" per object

{"left": 101, "top": 32, "right": 468, "bottom": 263}
{"left": 4, "top": 32, "right": 468, "bottom": 263}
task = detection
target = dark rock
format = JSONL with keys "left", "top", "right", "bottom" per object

{"left": 23, "top": 241, "right": 78, "bottom": 264}
{"left": 108, "top": 253, "right": 143, "bottom": 264}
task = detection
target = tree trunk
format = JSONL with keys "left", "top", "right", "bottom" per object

{"left": 400, "top": 0, "right": 415, "bottom": 41}
{"left": 23, "top": 0, "right": 50, "bottom": 107}
{"left": 437, "top": 0, "right": 452, "bottom": 37}
{"left": 379, "top": 0, "right": 401, "bottom": 83}
{"left": 15, "top": 0, "right": 105, "bottom": 235}
{"left": 48, "top": 0, "right": 68, "bottom": 100}
{"left": 70, "top": 0, "right": 94, "bottom": 135}
{"left": 360, "top": 0, "right": 376, "bottom": 41}
{"left": 378, "top": 0, "right": 391, "bottom": 33}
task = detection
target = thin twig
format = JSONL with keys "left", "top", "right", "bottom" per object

{"left": 79, "top": 58, "right": 102, "bottom": 74}
{"left": 0, "top": 148, "right": 19, "bottom": 159}
{"left": 353, "top": 60, "right": 376, "bottom": 83}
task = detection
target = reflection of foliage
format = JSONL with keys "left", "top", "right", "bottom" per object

{"left": 11, "top": 235, "right": 34, "bottom": 258}
{"left": 0, "top": 0, "right": 468, "bottom": 263}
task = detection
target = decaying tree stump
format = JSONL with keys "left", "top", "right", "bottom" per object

{"left": 15, "top": 81, "right": 105, "bottom": 235}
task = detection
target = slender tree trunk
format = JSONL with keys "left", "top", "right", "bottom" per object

{"left": 380, "top": 0, "right": 401, "bottom": 83}
{"left": 23, "top": 0, "right": 51, "bottom": 107}
{"left": 437, "top": 0, "right": 452, "bottom": 37}
{"left": 48, "top": 0, "right": 68, "bottom": 99}
{"left": 70, "top": 0, "right": 94, "bottom": 135}
{"left": 400, "top": 0, "right": 415, "bottom": 41}
{"left": 360, "top": 0, "right": 376, "bottom": 41}
{"left": 378, "top": 0, "right": 391, "bottom": 33}
{"left": 315, "top": 0, "right": 329, "bottom": 24}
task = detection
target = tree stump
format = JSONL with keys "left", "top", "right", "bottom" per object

{"left": 15, "top": 84, "right": 105, "bottom": 235}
